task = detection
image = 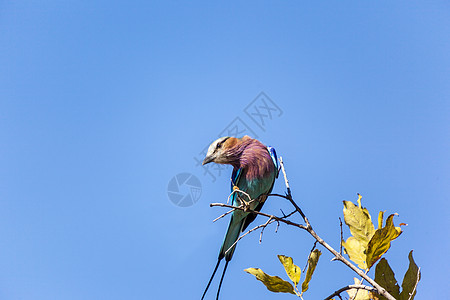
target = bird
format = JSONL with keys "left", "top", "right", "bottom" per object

{"left": 201, "top": 135, "right": 279, "bottom": 300}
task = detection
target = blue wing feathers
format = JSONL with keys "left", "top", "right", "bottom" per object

{"left": 267, "top": 146, "right": 280, "bottom": 178}
{"left": 230, "top": 168, "right": 242, "bottom": 191}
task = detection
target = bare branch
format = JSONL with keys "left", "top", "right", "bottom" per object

{"left": 324, "top": 284, "right": 377, "bottom": 300}
{"left": 210, "top": 157, "right": 397, "bottom": 300}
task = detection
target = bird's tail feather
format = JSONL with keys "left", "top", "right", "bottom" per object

{"left": 216, "top": 260, "right": 229, "bottom": 300}
{"left": 201, "top": 259, "right": 221, "bottom": 300}
{"left": 219, "top": 215, "right": 245, "bottom": 261}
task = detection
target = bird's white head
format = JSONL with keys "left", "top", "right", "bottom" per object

{"left": 202, "top": 136, "right": 231, "bottom": 165}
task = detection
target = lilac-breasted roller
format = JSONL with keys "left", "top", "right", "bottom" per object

{"left": 201, "top": 135, "right": 279, "bottom": 300}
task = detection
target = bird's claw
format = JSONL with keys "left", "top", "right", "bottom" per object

{"left": 237, "top": 194, "right": 249, "bottom": 208}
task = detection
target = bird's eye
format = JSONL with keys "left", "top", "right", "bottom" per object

{"left": 217, "top": 142, "right": 222, "bottom": 149}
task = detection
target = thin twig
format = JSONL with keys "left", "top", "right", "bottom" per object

{"left": 280, "top": 156, "right": 290, "bottom": 190}
{"left": 259, "top": 217, "right": 273, "bottom": 243}
{"left": 339, "top": 217, "right": 343, "bottom": 255}
{"left": 279, "top": 157, "right": 309, "bottom": 225}
{"left": 213, "top": 209, "right": 235, "bottom": 223}
{"left": 324, "top": 284, "right": 377, "bottom": 300}
{"left": 267, "top": 193, "right": 291, "bottom": 200}
{"left": 350, "top": 272, "right": 368, "bottom": 300}
{"left": 223, "top": 209, "right": 298, "bottom": 255}
{"left": 224, "top": 218, "right": 276, "bottom": 254}
{"left": 332, "top": 217, "right": 344, "bottom": 262}
{"left": 275, "top": 220, "right": 280, "bottom": 233}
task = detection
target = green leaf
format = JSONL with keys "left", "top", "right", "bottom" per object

{"left": 346, "top": 278, "right": 371, "bottom": 300}
{"left": 342, "top": 236, "right": 367, "bottom": 269}
{"left": 399, "top": 251, "right": 421, "bottom": 300}
{"left": 244, "top": 268, "right": 295, "bottom": 294}
{"left": 342, "top": 195, "right": 375, "bottom": 245}
{"left": 277, "top": 255, "right": 301, "bottom": 286}
{"left": 374, "top": 258, "right": 400, "bottom": 300}
{"left": 301, "top": 249, "right": 321, "bottom": 293}
{"left": 366, "top": 214, "right": 402, "bottom": 269}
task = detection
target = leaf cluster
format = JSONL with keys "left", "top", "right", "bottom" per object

{"left": 341, "top": 195, "right": 420, "bottom": 300}
{"left": 342, "top": 194, "right": 403, "bottom": 270}
{"left": 245, "top": 250, "right": 321, "bottom": 298}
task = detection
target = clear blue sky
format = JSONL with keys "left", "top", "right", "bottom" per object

{"left": 1, "top": 1, "right": 449, "bottom": 299}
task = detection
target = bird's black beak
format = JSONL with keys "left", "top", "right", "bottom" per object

{"left": 202, "top": 155, "right": 214, "bottom": 165}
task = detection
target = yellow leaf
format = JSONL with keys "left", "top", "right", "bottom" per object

{"left": 374, "top": 258, "right": 400, "bottom": 300}
{"left": 277, "top": 255, "right": 301, "bottom": 286}
{"left": 399, "top": 251, "right": 421, "bottom": 300}
{"left": 244, "top": 268, "right": 295, "bottom": 294}
{"left": 346, "top": 278, "right": 371, "bottom": 300}
{"left": 301, "top": 249, "right": 322, "bottom": 293}
{"left": 366, "top": 214, "right": 402, "bottom": 269}
{"left": 357, "top": 193, "right": 362, "bottom": 207}
{"left": 343, "top": 196, "right": 375, "bottom": 245}
{"left": 378, "top": 211, "right": 384, "bottom": 230}
{"left": 342, "top": 236, "right": 367, "bottom": 269}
